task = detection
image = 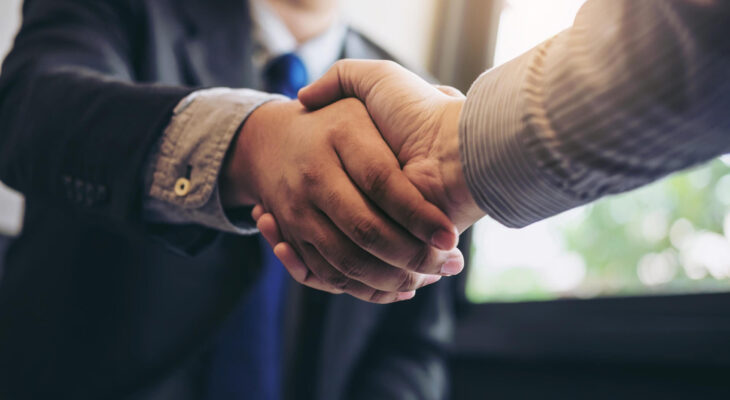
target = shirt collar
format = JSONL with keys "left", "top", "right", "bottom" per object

{"left": 249, "top": 0, "right": 348, "bottom": 83}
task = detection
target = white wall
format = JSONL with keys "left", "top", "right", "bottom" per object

{"left": 0, "top": 0, "right": 438, "bottom": 236}
{"left": 340, "top": 0, "right": 440, "bottom": 69}
{"left": 0, "top": 0, "right": 21, "bottom": 59}
{"left": 0, "top": 0, "right": 23, "bottom": 236}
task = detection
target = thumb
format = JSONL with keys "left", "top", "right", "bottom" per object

{"left": 298, "top": 59, "right": 398, "bottom": 110}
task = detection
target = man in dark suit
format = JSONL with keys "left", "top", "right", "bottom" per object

{"left": 0, "top": 0, "right": 453, "bottom": 399}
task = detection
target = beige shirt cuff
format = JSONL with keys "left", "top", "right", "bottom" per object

{"left": 143, "top": 88, "right": 287, "bottom": 234}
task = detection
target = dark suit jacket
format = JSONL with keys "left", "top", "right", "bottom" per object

{"left": 0, "top": 1, "right": 453, "bottom": 399}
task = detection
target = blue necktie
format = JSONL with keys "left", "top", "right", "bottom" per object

{"left": 263, "top": 53, "right": 309, "bottom": 99}
{"left": 204, "top": 53, "right": 308, "bottom": 400}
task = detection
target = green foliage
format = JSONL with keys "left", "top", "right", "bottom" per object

{"left": 467, "top": 159, "right": 730, "bottom": 303}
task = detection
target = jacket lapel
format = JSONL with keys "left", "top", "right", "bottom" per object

{"left": 177, "top": 0, "right": 257, "bottom": 87}
{"left": 315, "top": 296, "right": 381, "bottom": 400}
{"left": 341, "top": 28, "right": 393, "bottom": 61}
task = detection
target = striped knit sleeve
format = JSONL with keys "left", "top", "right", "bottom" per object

{"left": 459, "top": 0, "right": 730, "bottom": 228}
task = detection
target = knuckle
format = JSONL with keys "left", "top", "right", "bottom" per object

{"left": 287, "top": 202, "right": 309, "bottom": 220}
{"left": 299, "top": 166, "right": 322, "bottom": 187}
{"left": 351, "top": 218, "right": 382, "bottom": 250}
{"left": 337, "top": 255, "right": 366, "bottom": 279}
{"left": 397, "top": 272, "right": 419, "bottom": 292}
{"left": 368, "top": 290, "right": 391, "bottom": 304}
{"left": 301, "top": 273, "right": 321, "bottom": 288}
{"left": 328, "top": 274, "right": 351, "bottom": 291}
{"left": 324, "top": 189, "right": 343, "bottom": 210}
{"left": 326, "top": 117, "right": 351, "bottom": 142}
{"left": 336, "top": 60, "right": 358, "bottom": 80}
{"left": 295, "top": 271, "right": 310, "bottom": 285}
{"left": 363, "top": 166, "right": 393, "bottom": 199}
{"left": 310, "top": 233, "right": 330, "bottom": 252}
{"left": 407, "top": 246, "right": 432, "bottom": 273}
{"left": 333, "top": 59, "right": 349, "bottom": 70}
{"left": 373, "top": 60, "right": 400, "bottom": 77}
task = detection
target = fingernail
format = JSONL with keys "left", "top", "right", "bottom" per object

{"left": 396, "top": 291, "right": 416, "bottom": 301}
{"left": 440, "top": 251, "right": 464, "bottom": 276}
{"left": 431, "top": 229, "right": 456, "bottom": 250}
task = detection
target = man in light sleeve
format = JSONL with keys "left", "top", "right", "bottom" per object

{"left": 258, "top": 1, "right": 730, "bottom": 291}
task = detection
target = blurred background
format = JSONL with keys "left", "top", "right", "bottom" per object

{"left": 0, "top": 0, "right": 24, "bottom": 238}
{"left": 2, "top": 0, "right": 730, "bottom": 398}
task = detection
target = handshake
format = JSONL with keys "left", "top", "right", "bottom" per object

{"left": 220, "top": 60, "right": 486, "bottom": 303}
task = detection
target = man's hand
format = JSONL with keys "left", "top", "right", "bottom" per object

{"left": 255, "top": 61, "right": 486, "bottom": 271}
{"left": 220, "top": 98, "right": 463, "bottom": 303}
{"left": 295, "top": 60, "right": 486, "bottom": 232}
{"left": 254, "top": 61, "right": 487, "bottom": 298}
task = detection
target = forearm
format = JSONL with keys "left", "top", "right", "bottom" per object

{"left": 460, "top": 0, "right": 730, "bottom": 228}
{"left": 0, "top": 67, "right": 193, "bottom": 222}
{"left": 0, "top": 0, "right": 284, "bottom": 245}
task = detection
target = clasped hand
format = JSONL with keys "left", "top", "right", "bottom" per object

{"left": 224, "top": 60, "right": 486, "bottom": 303}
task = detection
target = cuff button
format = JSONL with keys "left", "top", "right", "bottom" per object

{"left": 174, "top": 178, "right": 192, "bottom": 197}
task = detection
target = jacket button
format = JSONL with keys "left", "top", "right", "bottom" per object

{"left": 174, "top": 178, "right": 191, "bottom": 197}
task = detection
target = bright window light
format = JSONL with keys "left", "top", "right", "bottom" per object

{"left": 493, "top": 0, "right": 587, "bottom": 67}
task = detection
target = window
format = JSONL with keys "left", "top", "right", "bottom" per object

{"left": 466, "top": 0, "right": 730, "bottom": 303}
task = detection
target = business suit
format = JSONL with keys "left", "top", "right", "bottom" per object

{"left": 0, "top": 1, "right": 452, "bottom": 399}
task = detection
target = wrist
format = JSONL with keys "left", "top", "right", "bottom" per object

{"left": 220, "top": 100, "right": 286, "bottom": 207}
{"left": 438, "top": 99, "right": 484, "bottom": 231}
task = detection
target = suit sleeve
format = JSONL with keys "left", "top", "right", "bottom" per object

{"left": 460, "top": 0, "right": 730, "bottom": 228}
{"left": 344, "top": 281, "right": 454, "bottom": 400}
{"left": 0, "top": 0, "right": 194, "bottom": 228}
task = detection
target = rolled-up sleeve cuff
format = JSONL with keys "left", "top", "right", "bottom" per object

{"left": 459, "top": 48, "right": 583, "bottom": 228}
{"left": 144, "top": 88, "right": 287, "bottom": 235}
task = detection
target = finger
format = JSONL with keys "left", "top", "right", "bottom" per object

{"left": 257, "top": 213, "right": 283, "bottom": 245}
{"left": 267, "top": 210, "right": 442, "bottom": 290}
{"left": 309, "top": 161, "right": 463, "bottom": 276}
{"left": 307, "top": 209, "right": 444, "bottom": 291}
{"left": 297, "top": 241, "right": 416, "bottom": 304}
{"left": 252, "top": 204, "right": 266, "bottom": 222}
{"left": 298, "top": 59, "right": 405, "bottom": 110}
{"left": 333, "top": 112, "right": 459, "bottom": 251}
{"left": 435, "top": 85, "right": 465, "bottom": 98}
{"left": 273, "top": 242, "right": 344, "bottom": 294}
